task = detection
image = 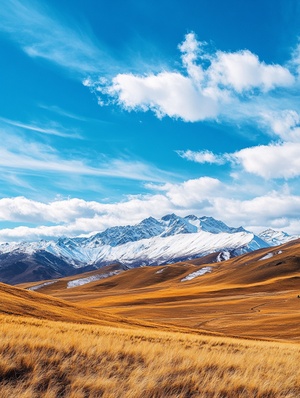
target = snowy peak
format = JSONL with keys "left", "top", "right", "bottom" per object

{"left": 85, "top": 218, "right": 163, "bottom": 248}
{"left": 198, "top": 216, "right": 245, "bottom": 234}
{"left": 137, "top": 216, "right": 165, "bottom": 236}
{"left": 160, "top": 214, "right": 246, "bottom": 236}
{"left": 183, "top": 215, "right": 245, "bottom": 234}
{"left": 259, "top": 229, "right": 300, "bottom": 246}
{"left": 0, "top": 213, "right": 272, "bottom": 284}
{"left": 84, "top": 214, "right": 243, "bottom": 247}
{"left": 161, "top": 214, "right": 197, "bottom": 236}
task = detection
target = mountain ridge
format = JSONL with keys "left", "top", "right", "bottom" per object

{"left": 258, "top": 228, "right": 300, "bottom": 247}
{"left": 0, "top": 214, "right": 298, "bottom": 284}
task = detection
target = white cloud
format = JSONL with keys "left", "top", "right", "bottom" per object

{"left": 234, "top": 142, "right": 300, "bottom": 179}
{"left": 0, "top": 195, "right": 172, "bottom": 241}
{"left": 212, "top": 191, "right": 300, "bottom": 234}
{"left": 208, "top": 50, "right": 294, "bottom": 93}
{"left": 93, "top": 32, "right": 295, "bottom": 123}
{"left": 157, "top": 177, "right": 222, "bottom": 207}
{"left": 260, "top": 110, "right": 300, "bottom": 142}
{"left": 176, "top": 149, "right": 227, "bottom": 164}
{"left": 107, "top": 72, "right": 219, "bottom": 122}
{"left": 0, "top": 177, "right": 223, "bottom": 240}
{"left": 0, "top": 197, "right": 97, "bottom": 223}
{"left": 178, "top": 32, "right": 206, "bottom": 84}
{"left": 1, "top": 179, "right": 300, "bottom": 241}
{"left": 178, "top": 142, "right": 300, "bottom": 180}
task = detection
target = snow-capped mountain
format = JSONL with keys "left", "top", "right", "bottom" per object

{"left": 258, "top": 229, "right": 300, "bottom": 247}
{"left": 0, "top": 214, "right": 269, "bottom": 284}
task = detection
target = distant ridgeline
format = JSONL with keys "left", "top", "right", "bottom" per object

{"left": 0, "top": 214, "right": 298, "bottom": 284}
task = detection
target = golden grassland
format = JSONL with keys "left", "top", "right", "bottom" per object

{"left": 24, "top": 241, "right": 300, "bottom": 342}
{"left": 4, "top": 240, "right": 300, "bottom": 396}
{"left": 1, "top": 314, "right": 300, "bottom": 398}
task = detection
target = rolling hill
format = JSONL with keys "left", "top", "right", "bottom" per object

{"left": 19, "top": 238, "right": 300, "bottom": 342}
{"left": 0, "top": 238, "right": 300, "bottom": 397}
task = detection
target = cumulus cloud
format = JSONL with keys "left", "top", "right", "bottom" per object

{"left": 156, "top": 177, "right": 222, "bottom": 207}
{"left": 0, "top": 195, "right": 171, "bottom": 241}
{"left": 212, "top": 191, "right": 300, "bottom": 234}
{"left": 107, "top": 72, "right": 219, "bottom": 121}
{"left": 91, "top": 32, "right": 294, "bottom": 123}
{"left": 177, "top": 142, "right": 300, "bottom": 180}
{"left": 176, "top": 102, "right": 300, "bottom": 180}
{"left": 234, "top": 142, "right": 300, "bottom": 179}
{"left": 208, "top": 50, "right": 294, "bottom": 93}
{"left": 0, "top": 197, "right": 97, "bottom": 223}
{"left": 1, "top": 179, "right": 300, "bottom": 241}
{"left": 0, "top": 177, "right": 223, "bottom": 241}
{"left": 260, "top": 110, "right": 300, "bottom": 142}
{"left": 178, "top": 32, "right": 206, "bottom": 84}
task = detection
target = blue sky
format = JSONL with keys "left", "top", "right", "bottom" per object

{"left": 0, "top": 0, "right": 300, "bottom": 241}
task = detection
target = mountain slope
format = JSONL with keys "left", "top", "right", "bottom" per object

{"left": 0, "top": 281, "right": 126, "bottom": 326}
{"left": 259, "top": 228, "right": 300, "bottom": 246}
{"left": 0, "top": 214, "right": 268, "bottom": 284}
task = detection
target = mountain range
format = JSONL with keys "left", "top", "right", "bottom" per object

{"left": 0, "top": 214, "right": 299, "bottom": 284}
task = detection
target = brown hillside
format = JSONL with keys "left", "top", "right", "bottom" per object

{"left": 0, "top": 282, "right": 142, "bottom": 328}
{"left": 19, "top": 239, "right": 300, "bottom": 341}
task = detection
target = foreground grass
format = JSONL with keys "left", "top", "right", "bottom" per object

{"left": 0, "top": 315, "right": 300, "bottom": 397}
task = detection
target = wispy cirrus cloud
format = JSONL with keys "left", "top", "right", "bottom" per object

{"left": 0, "top": 0, "right": 111, "bottom": 76}
{"left": 0, "top": 117, "right": 81, "bottom": 139}
{"left": 289, "top": 41, "right": 300, "bottom": 76}
{"left": 0, "top": 128, "right": 175, "bottom": 184}
{"left": 38, "top": 105, "right": 88, "bottom": 122}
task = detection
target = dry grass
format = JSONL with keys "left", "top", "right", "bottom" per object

{"left": 0, "top": 314, "right": 300, "bottom": 398}
{"left": 34, "top": 264, "right": 300, "bottom": 341}
{"left": 6, "top": 240, "right": 300, "bottom": 396}
{"left": 27, "top": 240, "right": 300, "bottom": 342}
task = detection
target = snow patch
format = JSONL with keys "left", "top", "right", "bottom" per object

{"left": 67, "top": 271, "right": 121, "bottom": 288}
{"left": 259, "top": 250, "right": 283, "bottom": 261}
{"left": 217, "top": 250, "right": 231, "bottom": 262}
{"left": 181, "top": 267, "right": 212, "bottom": 282}
{"left": 155, "top": 267, "right": 167, "bottom": 274}
{"left": 259, "top": 253, "right": 274, "bottom": 260}
{"left": 27, "top": 281, "right": 57, "bottom": 291}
